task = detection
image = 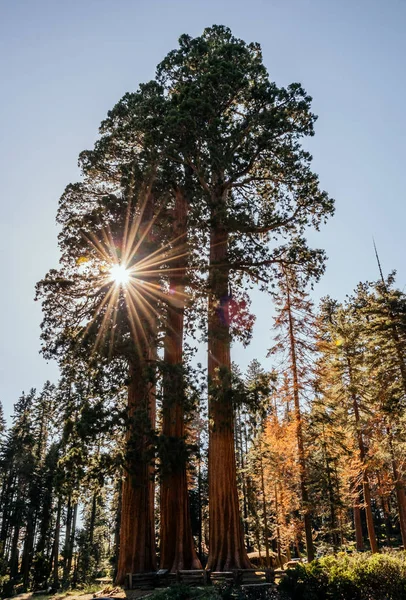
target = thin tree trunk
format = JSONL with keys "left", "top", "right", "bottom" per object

{"left": 52, "top": 498, "right": 62, "bottom": 588}
{"left": 9, "top": 523, "right": 20, "bottom": 581}
{"left": 160, "top": 189, "right": 201, "bottom": 572}
{"left": 89, "top": 493, "right": 97, "bottom": 548}
{"left": 387, "top": 427, "right": 406, "bottom": 547}
{"left": 206, "top": 202, "right": 251, "bottom": 571}
{"left": 62, "top": 497, "right": 73, "bottom": 583}
{"left": 66, "top": 503, "right": 77, "bottom": 582}
{"left": 240, "top": 414, "right": 250, "bottom": 549}
{"left": 113, "top": 478, "right": 122, "bottom": 581}
{"left": 347, "top": 356, "right": 378, "bottom": 553}
{"left": 0, "top": 472, "right": 15, "bottom": 561}
{"left": 321, "top": 425, "right": 338, "bottom": 551}
{"left": 197, "top": 434, "right": 203, "bottom": 561}
{"left": 285, "top": 277, "right": 315, "bottom": 562}
{"left": 353, "top": 499, "right": 364, "bottom": 551}
{"left": 381, "top": 494, "right": 392, "bottom": 547}
{"left": 259, "top": 444, "right": 270, "bottom": 567}
{"left": 21, "top": 511, "right": 36, "bottom": 589}
{"left": 274, "top": 484, "right": 282, "bottom": 568}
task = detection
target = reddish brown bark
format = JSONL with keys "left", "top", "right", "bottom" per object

{"left": 206, "top": 213, "right": 251, "bottom": 571}
{"left": 362, "top": 476, "right": 378, "bottom": 553}
{"left": 160, "top": 189, "right": 201, "bottom": 572}
{"left": 116, "top": 358, "right": 157, "bottom": 583}
{"left": 353, "top": 503, "right": 364, "bottom": 551}
{"left": 116, "top": 192, "right": 158, "bottom": 583}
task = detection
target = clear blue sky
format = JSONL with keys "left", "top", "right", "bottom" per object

{"left": 1, "top": 0, "right": 405, "bottom": 420}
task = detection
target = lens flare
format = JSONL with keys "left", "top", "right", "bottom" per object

{"left": 110, "top": 263, "right": 130, "bottom": 286}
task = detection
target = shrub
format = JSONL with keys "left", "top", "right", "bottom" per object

{"left": 278, "top": 552, "right": 406, "bottom": 600}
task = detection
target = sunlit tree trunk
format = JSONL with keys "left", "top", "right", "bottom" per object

{"left": 160, "top": 189, "right": 201, "bottom": 572}
{"left": 206, "top": 196, "right": 251, "bottom": 571}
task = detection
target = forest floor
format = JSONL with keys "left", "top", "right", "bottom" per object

{"left": 5, "top": 588, "right": 153, "bottom": 600}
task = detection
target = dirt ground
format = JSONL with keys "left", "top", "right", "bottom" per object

{"left": 5, "top": 588, "right": 154, "bottom": 600}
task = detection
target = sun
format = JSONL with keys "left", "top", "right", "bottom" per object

{"left": 109, "top": 263, "right": 130, "bottom": 287}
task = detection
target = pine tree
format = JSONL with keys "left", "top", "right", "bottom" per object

{"left": 318, "top": 297, "right": 379, "bottom": 552}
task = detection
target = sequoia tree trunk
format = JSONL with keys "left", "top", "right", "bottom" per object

{"left": 116, "top": 191, "right": 158, "bottom": 583}
{"left": 160, "top": 189, "right": 201, "bottom": 572}
{"left": 116, "top": 357, "right": 157, "bottom": 583}
{"left": 206, "top": 201, "right": 251, "bottom": 571}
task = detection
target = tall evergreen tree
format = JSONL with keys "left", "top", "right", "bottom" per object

{"left": 269, "top": 267, "right": 317, "bottom": 560}
{"left": 155, "top": 25, "right": 334, "bottom": 570}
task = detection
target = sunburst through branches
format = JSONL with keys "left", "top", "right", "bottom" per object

{"left": 74, "top": 195, "right": 190, "bottom": 359}
{"left": 109, "top": 263, "right": 131, "bottom": 287}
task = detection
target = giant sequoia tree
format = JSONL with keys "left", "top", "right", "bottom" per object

{"left": 37, "top": 25, "right": 333, "bottom": 576}
{"left": 37, "top": 162, "right": 167, "bottom": 581}
{"left": 155, "top": 26, "right": 334, "bottom": 570}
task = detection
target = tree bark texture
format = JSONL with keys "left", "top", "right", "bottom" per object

{"left": 116, "top": 358, "right": 157, "bottom": 582}
{"left": 116, "top": 190, "right": 158, "bottom": 582}
{"left": 206, "top": 209, "right": 251, "bottom": 571}
{"left": 160, "top": 189, "right": 201, "bottom": 572}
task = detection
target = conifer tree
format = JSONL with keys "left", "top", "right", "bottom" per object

{"left": 318, "top": 297, "right": 378, "bottom": 553}
{"left": 37, "top": 24, "right": 334, "bottom": 574}
{"left": 155, "top": 25, "right": 333, "bottom": 569}
{"left": 268, "top": 267, "right": 317, "bottom": 560}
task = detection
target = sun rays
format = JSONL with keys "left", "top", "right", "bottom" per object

{"left": 109, "top": 263, "right": 131, "bottom": 287}
{"left": 75, "top": 193, "right": 190, "bottom": 358}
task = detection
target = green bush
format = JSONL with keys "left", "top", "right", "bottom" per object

{"left": 151, "top": 583, "right": 278, "bottom": 600}
{"left": 278, "top": 552, "right": 406, "bottom": 600}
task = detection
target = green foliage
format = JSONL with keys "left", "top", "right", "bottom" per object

{"left": 279, "top": 553, "right": 406, "bottom": 600}
{"left": 150, "top": 583, "right": 278, "bottom": 600}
